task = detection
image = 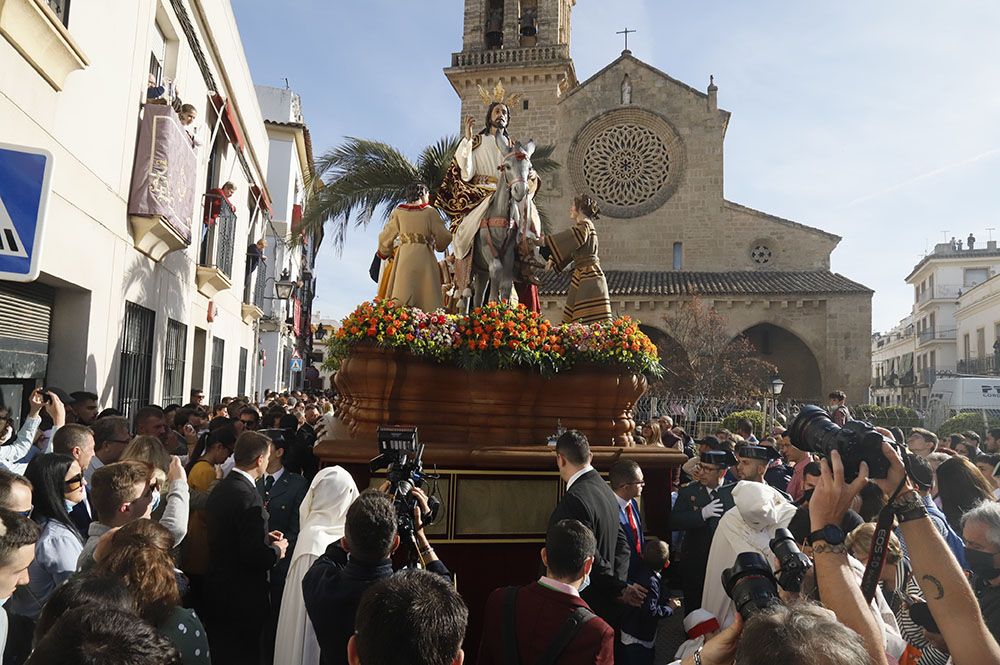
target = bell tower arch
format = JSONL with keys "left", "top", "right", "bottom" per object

{"left": 446, "top": 0, "right": 578, "bottom": 146}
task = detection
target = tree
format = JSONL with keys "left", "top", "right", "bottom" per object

{"left": 298, "top": 136, "right": 557, "bottom": 248}
{"left": 653, "top": 297, "right": 776, "bottom": 399}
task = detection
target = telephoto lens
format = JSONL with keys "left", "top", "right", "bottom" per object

{"left": 769, "top": 527, "right": 813, "bottom": 592}
{"left": 787, "top": 405, "right": 894, "bottom": 483}
{"left": 721, "top": 552, "right": 781, "bottom": 619}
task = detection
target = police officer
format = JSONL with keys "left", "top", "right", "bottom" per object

{"left": 670, "top": 450, "right": 737, "bottom": 615}
{"left": 735, "top": 444, "right": 793, "bottom": 501}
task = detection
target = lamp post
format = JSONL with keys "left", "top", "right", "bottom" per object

{"left": 255, "top": 269, "right": 296, "bottom": 399}
{"left": 769, "top": 375, "right": 785, "bottom": 429}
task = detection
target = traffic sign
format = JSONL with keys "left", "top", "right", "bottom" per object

{"left": 290, "top": 357, "right": 303, "bottom": 372}
{"left": 0, "top": 142, "right": 53, "bottom": 282}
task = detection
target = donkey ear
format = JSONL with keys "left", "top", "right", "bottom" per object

{"left": 524, "top": 139, "right": 536, "bottom": 157}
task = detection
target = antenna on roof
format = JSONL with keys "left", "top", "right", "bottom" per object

{"left": 988, "top": 228, "right": 996, "bottom": 242}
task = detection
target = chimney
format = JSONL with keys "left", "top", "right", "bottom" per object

{"left": 707, "top": 75, "right": 718, "bottom": 112}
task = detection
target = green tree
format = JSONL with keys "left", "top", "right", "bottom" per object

{"left": 299, "top": 136, "right": 557, "bottom": 247}
{"left": 721, "top": 410, "right": 769, "bottom": 439}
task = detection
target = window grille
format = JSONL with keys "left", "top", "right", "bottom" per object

{"left": 117, "top": 302, "right": 156, "bottom": 422}
{"left": 162, "top": 319, "right": 187, "bottom": 406}
{"left": 209, "top": 337, "right": 225, "bottom": 405}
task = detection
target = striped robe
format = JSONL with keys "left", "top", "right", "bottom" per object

{"left": 546, "top": 219, "right": 612, "bottom": 324}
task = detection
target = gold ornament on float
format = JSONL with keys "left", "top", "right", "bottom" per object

{"left": 477, "top": 81, "right": 521, "bottom": 108}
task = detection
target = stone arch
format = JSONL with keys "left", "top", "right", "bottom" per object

{"left": 639, "top": 324, "right": 689, "bottom": 369}
{"left": 737, "top": 323, "right": 822, "bottom": 399}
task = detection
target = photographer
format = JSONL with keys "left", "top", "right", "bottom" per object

{"left": 303, "top": 488, "right": 450, "bottom": 665}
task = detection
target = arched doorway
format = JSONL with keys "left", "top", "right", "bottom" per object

{"left": 639, "top": 324, "right": 688, "bottom": 371}
{"left": 739, "top": 324, "right": 822, "bottom": 399}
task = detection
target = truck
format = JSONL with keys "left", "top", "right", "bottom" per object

{"left": 926, "top": 376, "right": 1000, "bottom": 431}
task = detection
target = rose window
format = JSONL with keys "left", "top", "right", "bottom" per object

{"left": 582, "top": 124, "right": 670, "bottom": 208}
{"left": 751, "top": 245, "right": 772, "bottom": 265}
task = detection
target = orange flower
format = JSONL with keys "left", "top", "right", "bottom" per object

{"left": 493, "top": 339, "right": 502, "bottom": 348}
{"left": 366, "top": 327, "right": 377, "bottom": 337}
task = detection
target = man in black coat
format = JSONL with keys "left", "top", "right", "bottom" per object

{"left": 286, "top": 405, "right": 320, "bottom": 481}
{"left": 671, "top": 450, "right": 737, "bottom": 615}
{"left": 547, "top": 430, "right": 643, "bottom": 626}
{"left": 204, "top": 431, "right": 289, "bottom": 665}
{"left": 303, "top": 488, "right": 450, "bottom": 665}
{"left": 257, "top": 431, "right": 308, "bottom": 664}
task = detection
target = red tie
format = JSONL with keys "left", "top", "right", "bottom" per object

{"left": 626, "top": 503, "right": 641, "bottom": 555}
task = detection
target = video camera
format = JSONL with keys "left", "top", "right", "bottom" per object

{"left": 722, "top": 528, "right": 813, "bottom": 619}
{"left": 369, "top": 426, "right": 441, "bottom": 549}
{"left": 787, "top": 405, "right": 899, "bottom": 483}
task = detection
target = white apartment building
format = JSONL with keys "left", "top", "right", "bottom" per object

{"left": 0, "top": 0, "right": 281, "bottom": 420}
{"left": 955, "top": 273, "right": 1000, "bottom": 376}
{"left": 871, "top": 315, "right": 915, "bottom": 407}
{"left": 252, "top": 84, "right": 322, "bottom": 395}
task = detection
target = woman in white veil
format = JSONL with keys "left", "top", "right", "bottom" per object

{"left": 273, "top": 466, "right": 359, "bottom": 665}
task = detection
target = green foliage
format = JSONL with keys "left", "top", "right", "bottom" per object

{"left": 936, "top": 411, "right": 1000, "bottom": 439}
{"left": 721, "top": 410, "right": 768, "bottom": 439}
{"left": 851, "top": 405, "right": 923, "bottom": 430}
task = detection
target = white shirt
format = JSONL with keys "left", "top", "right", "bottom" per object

{"left": 264, "top": 467, "right": 285, "bottom": 486}
{"left": 230, "top": 467, "right": 257, "bottom": 487}
{"left": 566, "top": 465, "right": 594, "bottom": 490}
{"left": 537, "top": 576, "right": 580, "bottom": 598}
{"left": 85, "top": 455, "right": 105, "bottom": 484}
{"left": 615, "top": 494, "right": 630, "bottom": 511}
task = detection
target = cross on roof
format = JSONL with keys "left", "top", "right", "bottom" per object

{"left": 616, "top": 27, "right": 636, "bottom": 52}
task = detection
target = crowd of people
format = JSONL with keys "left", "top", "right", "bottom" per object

{"left": 0, "top": 387, "right": 999, "bottom": 665}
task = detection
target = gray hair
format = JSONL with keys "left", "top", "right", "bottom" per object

{"left": 962, "top": 500, "right": 1000, "bottom": 548}
{"left": 735, "top": 600, "right": 873, "bottom": 665}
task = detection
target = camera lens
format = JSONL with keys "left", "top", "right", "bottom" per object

{"left": 721, "top": 552, "right": 781, "bottom": 619}
{"left": 787, "top": 405, "right": 840, "bottom": 456}
{"left": 769, "top": 527, "right": 812, "bottom": 593}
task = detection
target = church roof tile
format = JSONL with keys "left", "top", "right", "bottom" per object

{"left": 538, "top": 270, "right": 872, "bottom": 297}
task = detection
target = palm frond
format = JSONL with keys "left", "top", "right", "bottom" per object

{"left": 530, "top": 144, "right": 559, "bottom": 175}
{"left": 417, "top": 135, "right": 460, "bottom": 194}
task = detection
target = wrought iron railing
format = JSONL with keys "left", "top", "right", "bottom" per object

{"left": 958, "top": 356, "right": 1000, "bottom": 376}
{"left": 117, "top": 302, "right": 155, "bottom": 423}
{"left": 200, "top": 194, "right": 237, "bottom": 279}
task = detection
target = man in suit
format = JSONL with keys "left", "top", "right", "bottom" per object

{"left": 257, "top": 431, "right": 308, "bottom": 664}
{"left": 478, "top": 518, "right": 614, "bottom": 665}
{"left": 609, "top": 459, "right": 644, "bottom": 579}
{"left": 286, "top": 404, "right": 320, "bottom": 481}
{"left": 548, "top": 430, "right": 643, "bottom": 625}
{"left": 51, "top": 424, "right": 95, "bottom": 536}
{"left": 303, "top": 488, "right": 450, "bottom": 665}
{"left": 670, "top": 450, "right": 737, "bottom": 615}
{"left": 205, "top": 431, "right": 288, "bottom": 665}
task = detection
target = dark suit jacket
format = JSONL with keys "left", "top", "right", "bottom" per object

{"left": 256, "top": 469, "right": 309, "bottom": 587}
{"left": 670, "top": 482, "right": 736, "bottom": 563}
{"left": 620, "top": 566, "right": 673, "bottom": 643}
{"left": 204, "top": 471, "right": 279, "bottom": 631}
{"left": 548, "top": 469, "right": 629, "bottom": 621}
{"left": 302, "top": 539, "right": 451, "bottom": 665}
{"left": 286, "top": 423, "right": 319, "bottom": 481}
{"left": 69, "top": 493, "right": 92, "bottom": 537}
{"left": 618, "top": 497, "right": 643, "bottom": 578}
{"left": 478, "top": 581, "right": 614, "bottom": 665}
{"left": 764, "top": 464, "right": 793, "bottom": 493}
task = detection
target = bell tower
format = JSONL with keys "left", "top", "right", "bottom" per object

{"left": 445, "top": 0, "right": 577, "bottom": 146}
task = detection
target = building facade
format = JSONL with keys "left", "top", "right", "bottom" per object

{"left": 0, "top": 0, "right": 285, "bottom": 420}
{"left": 252, "top": 85, "right": 321, "bottom": 395}
{"left": 871, "top": 315, "right": 916, "bottom": 407}
{"left": 444, "top": 0, "right": 873, "bottom": 401}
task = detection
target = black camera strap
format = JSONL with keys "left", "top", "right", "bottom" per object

{"left": 860, "top": 476, "right": 907, "bottom": 604}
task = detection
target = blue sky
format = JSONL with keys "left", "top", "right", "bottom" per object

{"left": 233, "top": 1, "right": 1000, "bottom": 333}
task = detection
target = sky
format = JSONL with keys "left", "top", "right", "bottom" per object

{"left": 232, "top": 0, "right": 1000, "bottom": 334}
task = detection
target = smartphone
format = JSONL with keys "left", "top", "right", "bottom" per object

{"left": 909, "top": 601, "right": 940, "bottom": 634}
{"left": 40, "top": 388, "right": 52, "bottom": 404}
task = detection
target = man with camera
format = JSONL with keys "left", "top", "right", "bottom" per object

{"left": 303, "top": 487, "right": 449, "bottom": 665}
{"left": 670, "top": 450, "right": 736, "bottom": 615}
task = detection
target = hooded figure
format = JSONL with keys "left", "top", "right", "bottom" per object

{"left": 274, "top": 466, "right": 359, "bottom": 665}
{"left": 700, "top": 481, "right": 796, "bottom": 627}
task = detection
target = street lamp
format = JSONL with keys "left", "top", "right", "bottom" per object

{"left": 274, "top": 270, "right": 295, "bottom": 300}
{"left": 769, "top": 375, "right": 784, "bottom": 429}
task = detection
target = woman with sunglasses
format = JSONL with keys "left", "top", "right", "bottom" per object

{"left": 9, "top": 453, "right": 85, "bottom": 619}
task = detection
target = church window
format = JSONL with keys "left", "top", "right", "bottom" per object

{"left": 582, "top": 123, "right": 670, "bottom": 208}
{"left": 751, "top": 244, "right": 772, "bottom": 265}
{"left": 672, "top": 242, "right": 682, "bottom": 270}
{"left": 523, "top": 99, "right": 529, "bottom": 110}
{"left": 485, "top": 0, "right": 504, "bottom": 50}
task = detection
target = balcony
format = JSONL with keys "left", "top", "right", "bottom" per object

{"left": 0, "top": 0, "right": 89, "bottom": 90}
{"left": 240, "top": 260, "right": 264, "bottom": 324}
{"left": 449, "top": 43, "right": 571, "bottom": 68}
{"left": 957, "top": 356, "right": 1000, "bottom": 376}
{"left": 917, "top": 327, "right": 957, "bottom": 345}
{"left": 916, "top": 284, "right": 962, "bottom": 305}
{"left": 127, "top": 104, "right": 197, "bottom": 261}
{"left": 196, "top": 194, "right": 236, "bottom": 298}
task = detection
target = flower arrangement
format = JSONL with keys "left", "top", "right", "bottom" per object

{"left": 327, "top": 300, "right": 662, "bottom": 376}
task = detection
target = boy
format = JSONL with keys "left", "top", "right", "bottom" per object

{"left": 619, "top": 538, "right": 679, "bottom": 665}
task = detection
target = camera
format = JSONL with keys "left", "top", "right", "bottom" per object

{"left": 722, "top": 552, "right": 781, "bottom": 619}
{"left": 369, "top": 426, "right": 441, "bottom": 547}
{"left": 788, "top": 404, "right": 896, "bottom": 483}
{"left": 769, "top": 528, "right": 812, "bottom": 593}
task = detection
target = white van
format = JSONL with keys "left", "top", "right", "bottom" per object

{"left": 927, "top": 376, "right": 1000, "bottom": 430}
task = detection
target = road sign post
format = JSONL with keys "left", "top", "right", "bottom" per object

{"left": 0, "top": 143, "right": 53, "bottom": 282}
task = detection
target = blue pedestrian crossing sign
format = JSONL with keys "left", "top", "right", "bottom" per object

{"left": 0, "top": 143, "right": 53, "bottom": 282}
{"left": 290, "top": 350, "right": 303, "bottom": 373}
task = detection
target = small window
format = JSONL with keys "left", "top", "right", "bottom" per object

{"left": 964, "top": 267, "right": 989, "bottom": 287}
{"left": 46, "top": 0, "right": 70, "bottom": 27}
{"left": 523, "top": 99, "right": 530, "bottom": 111}
{"left": 751, "top": 244, "right": 772, "bottom": 265}
{"left": 150, "top": 24, "right": 167, "bottom": 86}
{"left": 672, "top": 242, "right": 682, "bottom": 270}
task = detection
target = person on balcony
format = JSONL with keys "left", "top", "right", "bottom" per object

{"left": 376, "top": 182, "right": 452, "bottom": 313}
{"left": 202, "top": 182, "right": 237, "bottom": 260}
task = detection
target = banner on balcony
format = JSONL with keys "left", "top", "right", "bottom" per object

{"left": 128, "top": 104, "right": 197, "bottom": 243}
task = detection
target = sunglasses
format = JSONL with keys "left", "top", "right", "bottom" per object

{"left": 64, "top": 474, "right": 85, "bottom": 492}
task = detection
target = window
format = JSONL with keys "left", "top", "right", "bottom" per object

{"left": 978, "top": 328, "right": 986, "bottom": 359}
{"left": 162, "top": 319, "right": 187, "bottom": 406}
{"left": 930, "top": 350, "right": 935, "bottom": 368}
{"left": 964, "top": 334, "right": 971, "bottom": 361}
{"left": 238, "top": 347, "right": 248, "bottom": 397}
{"left": 964, "top": 268, "right": 989, "bottom": 288}
{"left": 672, "top": 242, "right": 683, "bottom": 270}
{"left": 117, "top": 302, "right": 156, "bottom": 422}
{"left": 149, "top": 24, "right": 166, "bottom": 86}
{"left": 929, "top": 312, "right": 935, "bottom": 333}
{"left": 46, "top": 0, "right": 70, "bottom": 27}
{"left": 523, "top": 99, "right": 530, "bottom": 110}
{"left": 209, "top": 337, "right": 224, "bottom": 406}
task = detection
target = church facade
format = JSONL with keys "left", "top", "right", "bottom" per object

{"left": 444, "top": 0, "right": 872, "bottom": 402}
